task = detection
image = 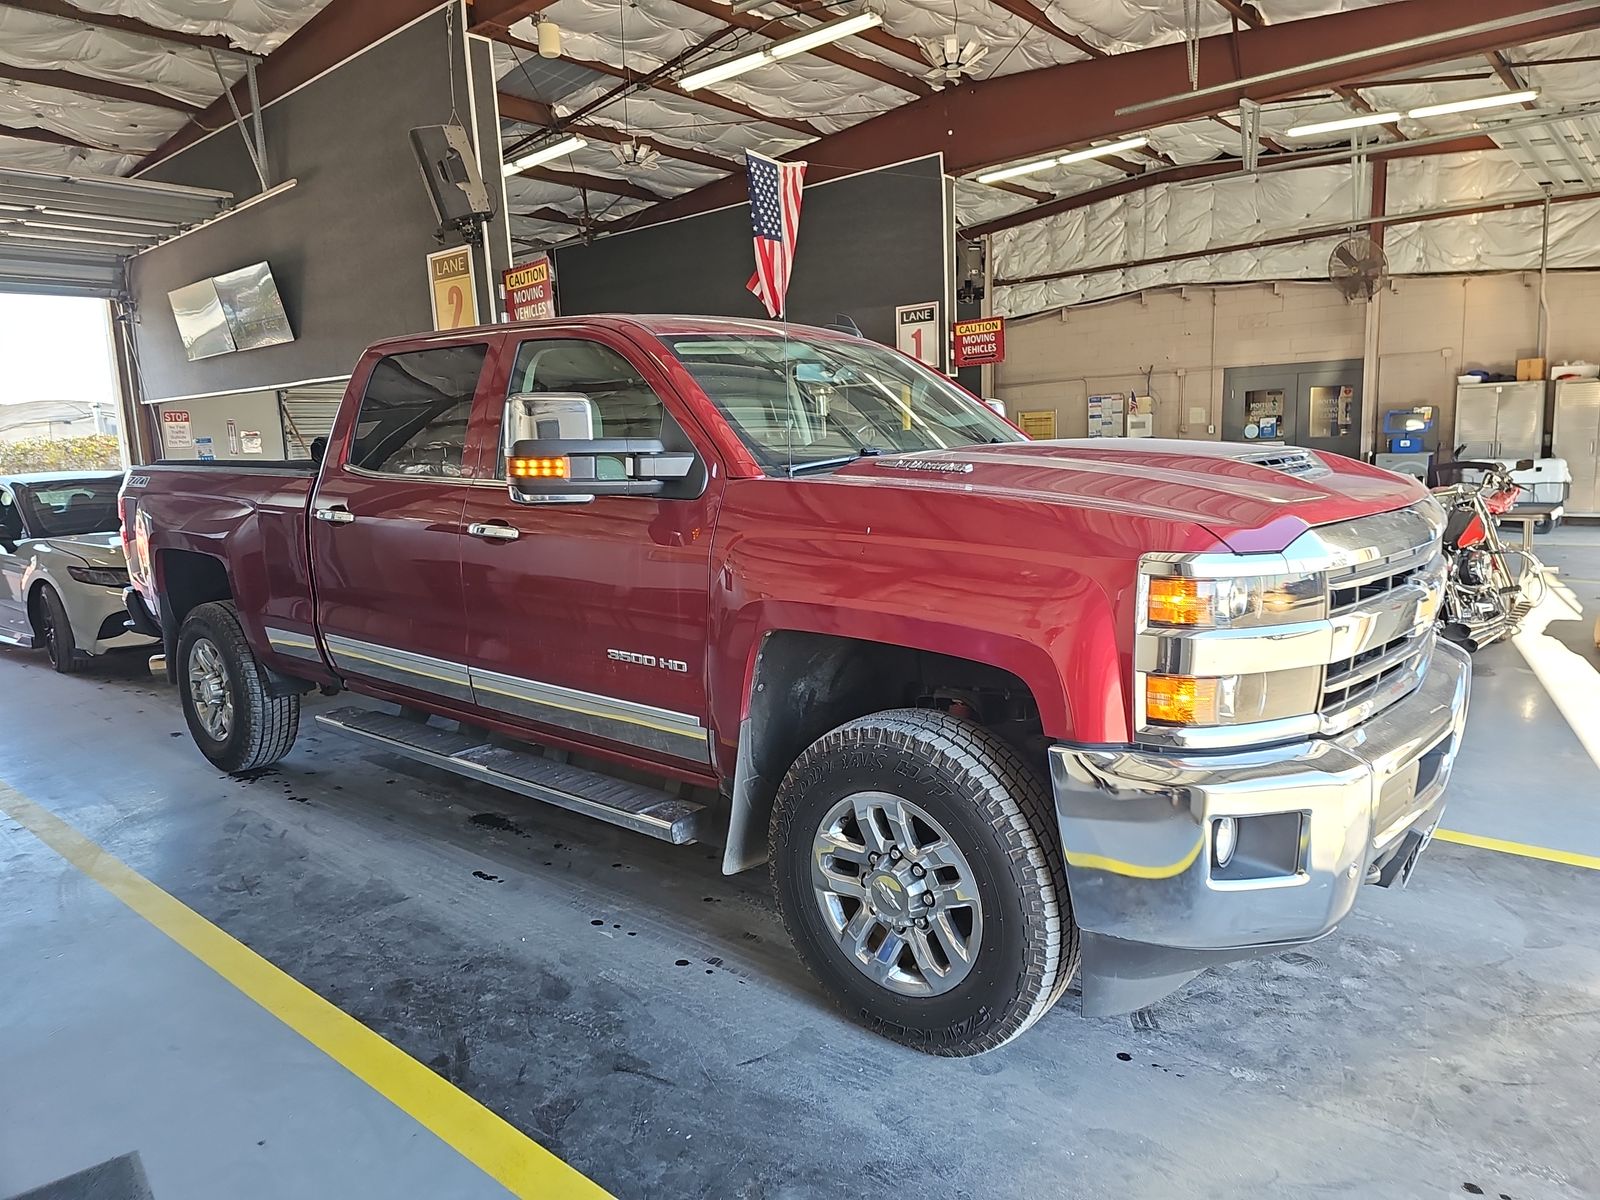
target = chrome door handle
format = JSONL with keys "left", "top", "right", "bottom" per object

{"left": 467, "top": 522, "right": 520, "bottom": 541}
{"left": 314, "top": 506, "right": 355, "bottom": 524}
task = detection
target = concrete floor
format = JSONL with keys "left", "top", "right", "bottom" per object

{"left": 3, "top": 528, "right": 1599, "bottom": 1199}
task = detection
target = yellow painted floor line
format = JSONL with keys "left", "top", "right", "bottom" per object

{"left": 1435, "top": 827, "right": 1600, "bottom": 872}
{"left": 0, "top": 781, "right": 611, "bottom": 1200}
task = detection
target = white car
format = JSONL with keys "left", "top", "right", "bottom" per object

{"left": 0, "top": 471, "right": 157, "bottom": 673}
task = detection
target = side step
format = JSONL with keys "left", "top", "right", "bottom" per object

{"left": 315, "top": 706, "right": 710, "bottom": 844}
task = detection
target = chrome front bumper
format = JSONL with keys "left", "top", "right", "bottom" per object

{"left": 1050, "top": 639, "right": 1471, "bottom": 1016}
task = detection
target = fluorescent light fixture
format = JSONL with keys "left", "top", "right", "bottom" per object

{"left": 769, "top": 11, "right": 883, "bottom": 60}
{"left": 503, "top": 135, "right": 587, "bottom": 176}
{"left": 679, "top": 52, "right": 768, "bottom": 91}
{"left": 975, "top": 157, "right": 1063, "bottom": 184}
{"left": 680, "top": 10, "right": 884, "bottom": 90}
{"left": 1058, "top": 135, "right": 1149, "bottom": 164}
{"left": 1286, "top": 111, "right": 1401, "bottom": 137}
{"left": 974, "top": 136, "right": 1152, "bottom": 184}
{"left": 1407, "top": 90, "right": 1538, "bottom": 119}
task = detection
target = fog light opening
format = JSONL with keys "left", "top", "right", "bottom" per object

{"left": 1213, "top": 816, "right": 1238, "bottom": 868}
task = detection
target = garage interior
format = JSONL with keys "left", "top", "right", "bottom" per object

{"left": 3, "top": 1, "right": 1600, "bottom": 1198}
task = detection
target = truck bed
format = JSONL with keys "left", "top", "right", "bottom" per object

{"left": 124, "top": 461, "right": 325, "bottom": 684}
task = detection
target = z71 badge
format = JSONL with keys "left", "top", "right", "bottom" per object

{"left": 608, "top": 649, "right": 689, "bottom": 673}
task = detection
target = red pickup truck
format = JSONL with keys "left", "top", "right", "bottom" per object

{"left": 122, "top": 315, "right": 1469, "bottom": 1055}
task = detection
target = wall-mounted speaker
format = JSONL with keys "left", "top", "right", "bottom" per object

{"left": 409, "top": 124, "right": 493, "bottom": 243}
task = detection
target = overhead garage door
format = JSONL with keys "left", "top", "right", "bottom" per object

{"left": 0, "top": 165, "right": 231, "bottom": 298}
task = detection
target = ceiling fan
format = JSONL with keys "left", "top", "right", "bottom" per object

{"left": 919, "top": 34, "right": 987, "bottom": 89}
{"left": 611, "top": 139, "right": 662, "bottom": 171}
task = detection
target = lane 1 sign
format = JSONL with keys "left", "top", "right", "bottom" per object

{"left": 895, "top": 302, "right": 941, "bottom": 370}
{"left": 953, "top": 316, "right": 1005, "bottom": 367}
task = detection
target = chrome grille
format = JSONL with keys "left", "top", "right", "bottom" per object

{"left": 1321, "top": 627, "right": 1434, "bottom": 719}
{"left": 1311, "top": 501, "right": 1447, "bottom": 734}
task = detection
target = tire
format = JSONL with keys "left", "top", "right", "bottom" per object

{"left": 177, "top": 600, "right": 300, "bottom": 774}
{"left": 36, "top": 584, "right": 86, "bottom": 674}
{"left": 771, "top": 708, "right": 1077, "bottom": 1056}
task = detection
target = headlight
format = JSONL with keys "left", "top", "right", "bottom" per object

{"left": 1137, "top": 555, "right": 1330, "bottom": 739}
{"left": 67, "top": 564, "right": 129, "bottom": 588}
{"left": 1145, "top": 572, "right": 1325, "bottom": 629}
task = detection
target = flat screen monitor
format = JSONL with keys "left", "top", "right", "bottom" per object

{"left": 169, "top": 262, "right": 294, "bottom": 361}
{"left": 214, "top": 261, "right": 294, "bottom": 352}
{"left": 168, "top": 278, "right": 235, "bottom": 362}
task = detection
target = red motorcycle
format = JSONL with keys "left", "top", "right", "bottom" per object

{"left": 1431, "top": 455, "right": 1547, "bottom": 651}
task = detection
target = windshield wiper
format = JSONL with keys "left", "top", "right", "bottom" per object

{"left": 786, "top": 446, "right": 889, "bottom": 477}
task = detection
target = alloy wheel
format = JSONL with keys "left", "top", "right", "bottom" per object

{"left": 188, "top": 637, "right": 234, "bottom": 742}
{"left": 810, "top": 790, "right": 983, "bottom": 997}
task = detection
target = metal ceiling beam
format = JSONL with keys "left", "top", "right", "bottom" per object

{"left": 665, "top": 0, "right": 933, "bottom": 97}
{"left": 139, "top": 0, "right": 442, "bottom": 171}
{"left": 631, "top": 0, "right": 1600, "bottom": 232}
{"left": 1210, "top": 0, "right": 1403, "bottom": 141}
{"left": 515, "top": 206, "right": 590, "bottom": 226}
{"left": 0, "top": 0, "right": 242, "bottom": 53}
{"left": 498, "top": 91, "right": 740, "bottom": 173}
{"left": 0, "top": 64, "right": 202, "bottom": 114}
{"left": 468, "top": 0, "right": 559, "bottom": 37}
{"left": 962, "top": 133, "right": 1497, "bottom": 236}
{"left": 0, "top": 123, "right": 107, "bottom": 151}
{"left": 547, "top": 47, "right": 823, "bottom": 137}
{"left": 513, "top": 165, "right": 668, "bottom": 202}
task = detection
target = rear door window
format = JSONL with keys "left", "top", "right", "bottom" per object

{"left": 349, "top": 344, "right": 488, "bottom": 477}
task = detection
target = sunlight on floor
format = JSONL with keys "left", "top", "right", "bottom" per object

{"left": 1511, "top": 569, "right": 1600, "bottom": 774}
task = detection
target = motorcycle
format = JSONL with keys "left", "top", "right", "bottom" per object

{"left": 1430, "top": 453, "right": 1548, "bottom": 651}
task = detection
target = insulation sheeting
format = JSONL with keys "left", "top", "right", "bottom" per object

{"left": 78, "top": 0, "right": 333, "bottom": 55}
{"left": 0, "top": 9, "right": 243, "bottom": 106}
{"left": 0, "top": 80, "right": 184, "bottom": 152}
{"left": 993, "top": 161, "right": 1370, "bottom": 313}
{"left": 1386, "top": 195, "right": 1600, "bottom": 273}
{"left": 0, "top": 135, "right": 139, "bottom": 177}
{"left": 993, "top": 146, "right": 1600, "bottom": 316}
{"left": 549, "top": 80, "right": 813, "bottom": 158}
{"left": 954, "top": 178, "right": 1035, "bottom": 228}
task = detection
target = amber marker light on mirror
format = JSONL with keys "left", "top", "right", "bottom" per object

{"left": 509, "top": 456, "right": 570, "bottom": 479}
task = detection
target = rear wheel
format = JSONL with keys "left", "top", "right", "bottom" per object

{"left": 178, "top": 601, "right": 300, "bottom": 773}
{"left": 771, "top": 708, "right": 1076, "bottom": 1056}
{"left": 35, "top": 585, "right": 86, "bottom": 674}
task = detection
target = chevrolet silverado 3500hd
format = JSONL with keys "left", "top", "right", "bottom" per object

{"left": 122, "top": 315, "right": 1469, "bottom": 1055}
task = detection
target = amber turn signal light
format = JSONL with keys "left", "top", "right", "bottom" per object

{"left": 1145, "top": 674, "right": 1219, "bottom": 726}
{"left": 509, "top": 456, "right": 569, "bottom": 479}
{"left": 1146, "top": 577, "right": 1211, "bottom": 626}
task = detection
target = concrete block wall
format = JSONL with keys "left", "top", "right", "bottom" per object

{"left": 995, "top": 272, "right": 1600, "bottom": 453}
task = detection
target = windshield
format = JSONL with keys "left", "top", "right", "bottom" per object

{"left": 661, "top": 331, "right": 1021, "bottom": 473}
{"left": 15, "top": 477, "right": 122, "bottom": 538}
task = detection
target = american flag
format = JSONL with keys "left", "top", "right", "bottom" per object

{"left": 745, "top": 150, "right": 806, "bottom": 319}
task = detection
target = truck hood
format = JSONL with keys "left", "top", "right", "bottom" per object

{"left": 834, "top": 439, "right": 1429, "bottom": 553}
{"left": 39, "top": 531, "right": 128, "bottom": 568}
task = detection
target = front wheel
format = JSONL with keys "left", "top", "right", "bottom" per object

{"left": 178, "top": 600, "right": 300, "bottom": 773}
{"left": 36, "top": 584, "right": 86, "bottom": 674}
{"left": 771, "top": 708, "right": 1077, "bottom": 1056}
